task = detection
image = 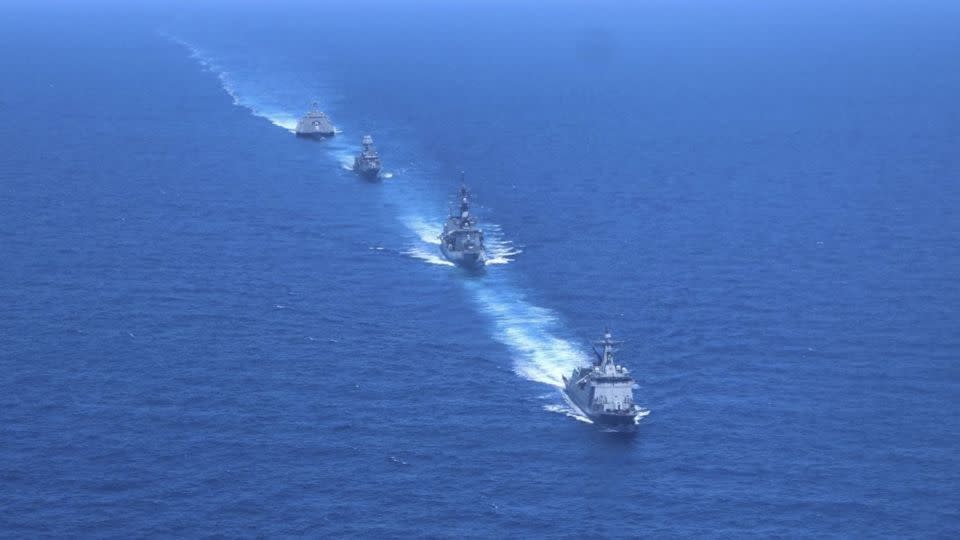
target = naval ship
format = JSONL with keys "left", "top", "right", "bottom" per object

{"left": 295, "top": 103, "right": 336, "bottom": 138}
{"left": 562, "top": 329, "right": 639, "bottom": 428}
{"left": 353, "top": 135, "right": 382, "bottom": 179}
{"left": 439, "top": 180, "right": 486, "bottom": 268}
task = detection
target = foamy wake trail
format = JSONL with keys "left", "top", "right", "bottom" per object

{"left": 634, "top": 409, "right": 652, "bottom": 423}
{"left": 398, "top": 214, "right": 575, "bottom": 388}
{"left": 544, "top": 403, "right": 594, "bottom": 424}
{"left": 266, "top": 115, "right": 298, "bottom": 132}
{"left": 163, "top": 32, "right": 621, "bottom": 417}
{"left": 485, "top": 227, "right": 523, "bottom": 264}
{"left": 484, "top": 224, "right": 522, "bottom": 265}
{"left": 399, "top": 215, "right": 448, "bottom": 264}
{"left": 464, "top": 280, "right": 583, "bottom": 387}
{"left": 402, "top": 216, "right": 442, "bottom": 245}
{"left": 316, "top": 139, "right": 361, "bottom": 171}
{"left": 399, "top": 213, "right": 581, "bottom": 388}
{"left": 162, "top": 32, "right": 301, "bottom": 133}
{"left": 403, "top": 247, "right": 454, "bottom": 266}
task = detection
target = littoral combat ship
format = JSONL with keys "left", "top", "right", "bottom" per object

{"left": 295, "top": 103, "right": 335, "bottom": 138}
{"left": 563, "top": 329, "right": 640, "bottom": 429}
{"left": 439, "top": 180, "right": 486, "bottom": 268}
{"left": 353, "top": 135, "right": 382, "bottom": 179}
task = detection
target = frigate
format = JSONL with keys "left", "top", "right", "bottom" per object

{"left": 353, "top": 135, "right": 382, "bottom": 179}
{"left": 439, "top": 180, "right": 486, "bottom": 268}
{"left": 295, "top": 103, "right": 335, "bottom": 138}
{"left": 562, "top": 329, "right": 639, "bottom": 428}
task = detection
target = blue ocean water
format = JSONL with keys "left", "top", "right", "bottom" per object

{"left": 2, "top": 0, "right": 959, "bottom": 537}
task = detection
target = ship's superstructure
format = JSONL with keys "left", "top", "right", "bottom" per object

{"left": 562, "top": 329, "right": 639, "bottom": 428}
{"left": 353, "top": 135, "right": 382, "bottom": 178}
{"left": 439, "top": 180, "right": 486, "bottom": 268}
{"left": 295, "top": 103, "right": 335, "bottom": 138}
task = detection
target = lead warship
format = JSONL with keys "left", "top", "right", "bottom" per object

{"left": 439, "top": 180, "right": 486, "bottom": 268}
{"left": 562, "top": 329, "right": 639, "bottom": 428}
{"left": 353, "top": 135, "right": 382, "bottom": 179}
{"left": 295, "top": 103, "right": 335, "bottom": 138}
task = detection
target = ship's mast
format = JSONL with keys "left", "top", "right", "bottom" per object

{"left": 459, "top": 173, "right": 470, "bottom": 221}
{"left": 594, "top": 328, "right": 622, "bottom": 368}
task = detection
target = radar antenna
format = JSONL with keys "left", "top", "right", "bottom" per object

{"left": 592, "top": 328, "right": 623, "bottom": 367}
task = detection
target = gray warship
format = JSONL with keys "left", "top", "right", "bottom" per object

{"left": 562, "top": 329, "right": 639, "bottom": 428}
{"left": 353, "top": 135, "right": 382, "bottom": 179}
{"left": 295, "top": 103, "right": 335, "bottom": 138}
{"left": 439, "top": 180, "right": 486, "bottom": 268}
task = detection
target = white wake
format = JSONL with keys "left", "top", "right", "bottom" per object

{"left": 163, "top": 32, "right": 316, "bottom": 134}
{"left": 164, "top": 33, "right": 645, "bottom": 422}
{"left": 463, "top": 279, "right": 584, "bottom": 387}
{"left": 398, "top": 212, "right": 573, "bottom": 388}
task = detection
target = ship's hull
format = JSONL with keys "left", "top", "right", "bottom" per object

{"left": 355, "top": 166, "right": 381, "bottom": 179}
{"left": 353, "top": 158, "right": 381, "bottom": 179}
{"left": 295, "top": 130, "right": 335, "bottom": 138}
{"left": 593, "top": 412, "right": 638, "bottom": 427}
{"left": 439, "top": 243, "right": 485, "bottom": 268}
{"left": 562, "top": 377, "right": 637, "bottom": 429}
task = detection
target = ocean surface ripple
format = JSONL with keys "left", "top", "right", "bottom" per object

{"left": 2, "top": 3, "right": 958, "bottom": 537}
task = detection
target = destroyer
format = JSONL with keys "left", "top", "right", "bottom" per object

{"left": 439, "top": 180, "right": 486, "bottom": 268}
{"left": 353, "top": 135, "right": 382, "bottom": 179}
{"left": 562, "top": 329, "right": 639, "bottom": 428}
{"left": 295, "top": 103, "right": 335, "bottom": 138}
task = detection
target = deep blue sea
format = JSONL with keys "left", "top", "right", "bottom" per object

{"left": 2, "top": 0, "right": 959, "bottom": 537}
